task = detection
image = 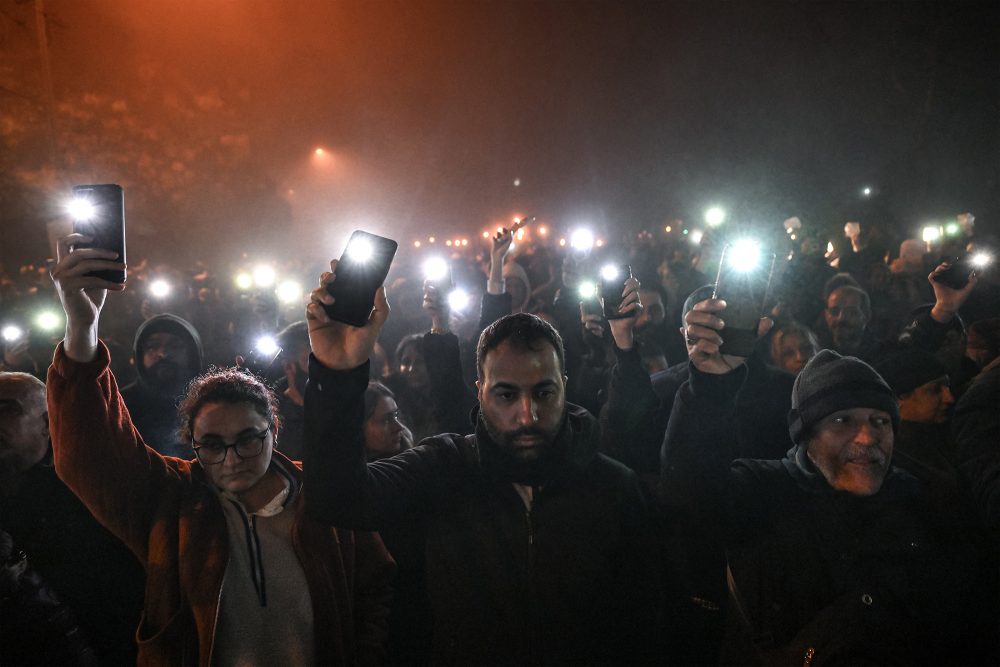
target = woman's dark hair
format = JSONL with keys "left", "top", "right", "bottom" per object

{"left": 476, "top": 313, "right": 565, "bottom": 379}
{"left": 177, "top": 368, "right": 281, "bottom": 443}
{"left": 394, "top": 334, "right": 423, "bottom": 367}
{"left": 364, "top": 381, "right": 397, "bottom": 422}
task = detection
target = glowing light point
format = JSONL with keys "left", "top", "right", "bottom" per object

{"left": 447, "top": 288, "right": 470, "bottom": 311}
{"left": 314, "top": 148, "right": 325, "bottom": 156}
{"left": 483, "top": 232, "right": 491, "bottom": 239}
{"left": 35, "top": 311, "right": 62, "bottom": 331}
{"left": 1, "top": 325, "right": 23, "bottom": 342}
{"left": 428, "top": 236, "right": 436, "bottom": 243}
{"left": 538, "top": 226, "right": 548, "bottom": 236}
{"left": 68, "top": 198, "right": 96, "bottom": 221}
{"left": 461, "top": 239, "right": 469, "bottom": 247}
{"left": 682, "top": 229, "right": 689, "bottom": 235}
{"left": 595, "top": 239, "right": 605, "bottom": 247}
{"left": 253, "top": 264, "right": 277, "bottom": 287}
{"left": 445, "top": 240, "right": 453, "bottom": 247}
{"left": 513, "top": 178, "right": 521, "bottom": 187}
{"left": 971, "top": 252, "right": 992, "bottom": 269}
{"left": 705, "top": 207, "right": 726, "bottom": 227}
{"left": 149, "top": 279, "right": 171, "bottom": 299}
{"left": 827, "top": 242, "right": 835, "bottom": 254}
{"left": 276, "top": 280, "right": 303, "bottom": 304}
{"left": 570, "top": 228, "right": 595, "bottom": 252}
{"left": 945, "top": 222, "right": 960, "bottom": 236}
{"left": 727, "top": 239, "right": 762, "bottom": 272}
{"left": 665, "top": 226, "right": 672, "bottom": 233}
{"left": 423, "top": 257, "right": 449, "bottom": 282}
{"left": 690, "top": 230, "right": 704, "bottom": 244}
{"left": 601, "top": 265, "right": 620, "bottom": 281}
{"left": 346, "top": 238, "right": 375, "bottom": 263}
{"left": 234, "top": 272, "right": 254, "bottom": 291}
{"left": 578, "top": 281, "right": 597, "bottom": 300}
{"left": 516, "top": 229, "right": 525, "bottom": 241}
{"left": 255, "top": 335, "right": 280, "bottom": 357}
{"left": 558, "top": 238, "right": 567, "bottom": 247}
{"left": 922, "top": 226, "right": 942, "bottom": 244}
{"left": 414, "top": 240, "right": 422, "bottom": 248}
{"left": 863, "top": 187, "right": 872, "bottom": 196}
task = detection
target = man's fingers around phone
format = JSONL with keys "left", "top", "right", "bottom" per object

{"left": 685, "top": 323, "right": 724, "bottom": 347}
{"left": 684, "top": 309, "right": 725, "bottom": 332}
{"left": 310, "top": 285, "right": 334, "bottom": 307}
{"left": 306, "top": 300, "right": 331, "bottom": 325}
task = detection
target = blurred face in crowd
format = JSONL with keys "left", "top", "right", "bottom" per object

{"left": 898, "top": 376, "right": 954, "bottom": 424}
{"left": 824, "top": 288, "right": 868, "bottom": 352}
{"left": 282, "top": 344, "right": 311, "bottom": 396}
{"left": 806, "top": 408, "right": 893, "bottom": 496}
{"left": 0, "top": 375, "right": 49, "bottom": 485}
{"left": 192, "top": 401, "right": 274, "bottom": 497}
{"left": 771, "top": 330, "right": 818, "bottom": 375}
{"left": 477, "top": 340, "right": 566, "bottom": 463}
{"left": 364, "top": 396, "right": 406, "bottom": 460}
{"left": 142, "top": 332, "right": 193, "bottom": 388}
{"left": 506, "top": 277, "right": 528, "bottom": 312}
{"left": 636, "top": 288, "right": 665, "bottom": 333}
{"left": 398, "top": 341, "right": 429, "bottom": 388}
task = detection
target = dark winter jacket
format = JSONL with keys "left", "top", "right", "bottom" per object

{"left": 661, "top": 363, "right": 995, "bottom": 666}
{"left": 304, "top": 358, "right": 660, "bottom": 665}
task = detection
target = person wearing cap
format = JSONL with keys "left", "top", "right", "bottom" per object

{"left": 661, "top": 296, "right": 994, "bottom": 665}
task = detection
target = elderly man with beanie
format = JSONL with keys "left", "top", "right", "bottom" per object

{"left": 660, "top": 295, "right": 995, "bottom": 665}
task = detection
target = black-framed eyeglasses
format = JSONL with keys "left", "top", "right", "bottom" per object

{"left": 192, "top": 428, "right": 270, "bottom": 465}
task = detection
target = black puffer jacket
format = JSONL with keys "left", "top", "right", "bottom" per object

{"left": 304, "top": 360, "right": 660, "bottom": 666}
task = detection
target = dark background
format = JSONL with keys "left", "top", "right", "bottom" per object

{"left": 1, "top": 0, "right": 998, "bottom": 266}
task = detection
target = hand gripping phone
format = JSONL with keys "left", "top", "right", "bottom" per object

{"left": 712, "top": 242, "right": 775, "bottom": 358}
{"left": 71, "top": 184, "right": 126, "bottom": 283}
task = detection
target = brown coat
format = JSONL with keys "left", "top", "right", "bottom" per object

{"left": 47, "top": 342, "right": 394, "bottom": 666}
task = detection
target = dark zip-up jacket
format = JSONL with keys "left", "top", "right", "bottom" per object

{"left": 304, "top": 358, "right": 660, "bottom": 665}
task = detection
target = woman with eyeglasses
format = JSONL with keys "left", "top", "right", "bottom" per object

{"left": 45, "top": 234, "right": 394, "bottom": 666}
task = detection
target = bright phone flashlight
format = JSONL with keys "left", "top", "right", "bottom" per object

{"left": 255, "top": 335, "right": 280, "bottom": 357}
{"left": 447, "top": 288, "right": 470, "bottom": 311}
{"left": 68, "top": 198, "right": 96, "bottom": 221}
{"left": 149, "top": 279, "right": 171, "bottom": 299}
{"left": 945, "top": 222, "right": 960, "bottom": 236}
{"left": 922, "top": 226, "right": 942, "bottom": 243}
{"left": 727, "top": 239, "right": 762, "bottom": 272}
{"left": 601, "top": 264, "right": 620, "bottom": 282}
{"left": 35, "top": 310, "right": 62, "bottom": 332}
{"left": 276, "top": 280, "right": 303, "bottom": 304}
{"left": 578, "top": 281, "right": 597, "bottom": 300}
{"left": 971, "top": 252, "right": 992, "bottom": 269}
{"left": 690, "top": 230, "right": 704, "bottom": 244}
{"left": 253, "top": 265, "right": 276, "bottom": 288}
{"left": 234, "top": 272, "right": 254, "bottom": 291}
{"left": 346, "top": 237, "right": 374, "bottom": 263}
{"left": 423, "top": 257, "right": 449, "bottom": 283}
{"left": 2, "top": 325, "right": 24, "bottom": 342}
{"left": 570, "top": 228, "right": 595, "bottom": 252}
{"left": 704, "top": 207, "right": 726, "bottom": 227}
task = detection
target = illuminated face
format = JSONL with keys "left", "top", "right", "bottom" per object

{"left": 477, "top": 340, "right": 566, "bottom": 462}
{"left": 193, "top": 401, "right": 274, "bottom": 497}
{"left": 824, "top": 288, "right": 868, "bottom": 351}
{"left": 806, "top": 408, "right": 894, "bottom": 496}
{"left": 898, "top": 376, "right": 954, "bottom": 424}
{"left": 771, "top": 331, "right": 818, "bottom": 375}
{"left": 364, "top": 396, "right": 406, "bottom": 460}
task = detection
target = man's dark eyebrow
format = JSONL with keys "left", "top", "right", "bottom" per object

{"left": 490, "top": 379, "right": 559, "bottom": 391}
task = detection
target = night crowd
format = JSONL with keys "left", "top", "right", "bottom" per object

{"left": 2, "top": 210, "right": 1000, "bottom": 666}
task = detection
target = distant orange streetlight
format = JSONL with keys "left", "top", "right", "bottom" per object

{"left": 538, "top": 226, "right": 548, "bottom": 236}
{"left": 429, "top": 236, "right": 436, "bottom": 243}
{"left": 482, "top": 231, "right": 490, "bottom": 239}
{"left": 445, "top": 240, "right": 453, "bottom": 247}
{"left": 413, "top": 241, "right": 421, "bottom": 248}
{"left": 314, "top": 147, "right": 325, "bottom": 156}
{"left": 558, "top": 238, "right": 567, "bottom": 247}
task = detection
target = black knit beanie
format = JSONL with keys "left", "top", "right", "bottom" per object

{"left": 788, "top": 349, "right": 899, "bottom": 444}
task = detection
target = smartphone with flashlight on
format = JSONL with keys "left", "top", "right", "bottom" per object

{"left": 70, "top": 184, "right": 126, "bottom": 283}
{"left": 713, "top": 242, "right": 776, "bottom": 358}
{"left": 325, "top": 230, "right": 398, "bottom": 327}
{"left": 578, "top": 280, "right": 604, "bottom": 318}
{"left": 932, "top": 252, "right": 991, "bottom": 290}
{"left": 599, "top": 264, "right": 633, "bottom": 321}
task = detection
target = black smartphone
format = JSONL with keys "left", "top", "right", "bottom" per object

{"left": 713, "top": 243, "right": 776, "bottom": 358}
{"left": 932, "top": 255, "right": 975, "bottom": 290}
{"left": 325, "top": 230, "right": 398, "bottom": 327}
{"left": 242, "top": 340, "right": 283, "bottom": 381}
{"left": 71, "top": 184, "right": 126, "bottom": 283}
{"left": 578, "top": 280, "right": 604, "bottom": 318}
{"left": 599, "top": 264, "right": 633, "bottom": 321}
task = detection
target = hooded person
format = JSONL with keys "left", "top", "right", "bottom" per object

{"left": 120, "top": 314, "right": 204, "bottom": 457}
{"left": 501, "top": 260, "right": 532, "bottom": 314}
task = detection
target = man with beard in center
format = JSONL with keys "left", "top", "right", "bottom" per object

{"left": 120, "top": 314, "right": 203, "bottom": 457}
{"left": 302, "top": 264, "right": 658, "bottom": 665}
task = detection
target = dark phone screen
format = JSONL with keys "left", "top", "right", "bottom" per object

{"left": 71, "top": 184, "right": 126, "bottom": 284}
{"left": 713, "top": 246, "right": 775, "bottom": 357}
{"left": 324, "top": 231, "right": 398, "bottom": 327}
{"left": 932, "top": 255, "right": 973, "bottom": 289}
{"left": 600, "top": 264, "right": 633, "bottom": 320}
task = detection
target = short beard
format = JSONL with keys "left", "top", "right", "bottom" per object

{"left": 479, "top": 410, "right": 561, "bottom": 464}
{"left": 147, "top": 359, "right": 191, "bottom": 395}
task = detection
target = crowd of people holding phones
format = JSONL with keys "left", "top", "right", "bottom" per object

{"left": 2, "top": 207, "right": 1000, "bottom": 665}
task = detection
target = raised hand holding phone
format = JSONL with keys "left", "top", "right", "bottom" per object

{"left": 308, "top": 260, "right": 389, "bottom": 371}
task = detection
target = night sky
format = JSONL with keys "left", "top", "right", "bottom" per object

{"left": 1, "top": 0, "right": 998, "bottom": 266}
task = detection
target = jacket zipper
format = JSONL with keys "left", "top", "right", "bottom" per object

{"left": 525, "top": 493, "right": 537, "bottom": 664}
{"left": 206, "top": 556, "right": 228, "bottom": 665}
